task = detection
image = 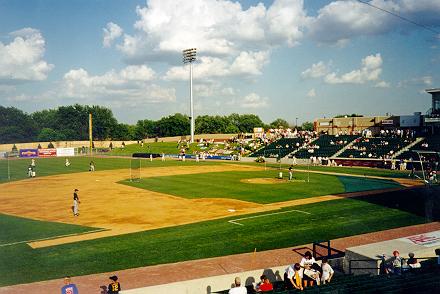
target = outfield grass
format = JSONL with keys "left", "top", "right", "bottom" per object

{"left": 0, "top": 198, "right": 426, "bottom": 286}
{"left": 0, "top": 156, "right": 219, "bottom": 183}
{"left": 0, "top": 214, "right": 99, "bottom": 245}
{"left": 249, "top": 162, "right": 417, "bottom": 179}
{"left": 121, "top": 170, "right": 402, "bottom": 204}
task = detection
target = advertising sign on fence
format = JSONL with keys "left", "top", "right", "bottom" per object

{"left": 56, "top": 147, "right": 75, "bottom": 157}
{"left": 19, "top": 149, "right": 38, "bottom": 158}
{"left": 38, "top": 148, "right": 57, "bottom": 157}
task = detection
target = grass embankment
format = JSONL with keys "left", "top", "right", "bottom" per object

{"left": 0, "top": 198, "right": 426, "bottom": 286}
{"left": 107, "top": 141, "right": 238, "bottom": 157}
{"left": 122, "top": 170, "right": 402, "bottom": 203}
{"left": 0, "top": 156, "right": 219, "bottom": 183}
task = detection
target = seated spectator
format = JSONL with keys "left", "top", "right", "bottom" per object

{"left": 257, "top": 275, "right": 273, "bottom": 292}
{"left": 385, "top": 250, "right": 402, "bottom": 275}
{"left": 284, "top": 263, "right": 303, "bottom": 291}
{"left": 107, "top": 275, "right": 121, "bottom": 294}
{"left": 407, "top": 252, "right": 421, "bottom": 269}
{"left": 321, "top": 257, "right": 334, "bottom": 284}
{"left": 229, "top": 277, "right": 247, "bottom": 294}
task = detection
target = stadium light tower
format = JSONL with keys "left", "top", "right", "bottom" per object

{"left": 183, "top": 48, "right": 197, "bottom": 143}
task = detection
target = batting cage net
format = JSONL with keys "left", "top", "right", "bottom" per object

{"left": 130, "top": 158, "right": 141, "bottom": 182}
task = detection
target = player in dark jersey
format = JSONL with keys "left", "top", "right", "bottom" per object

{"left": 73, "top": 189, "right": 80, "bottom": 216}
{"left": 107, "top": 275, "right": 121, "bottom": 294}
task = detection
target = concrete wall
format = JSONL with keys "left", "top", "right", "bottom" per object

{"left": 121, "top": 265, "right": 288, "bottom": 294}
{"left": 0, "top": 134, "right": 237, "bottom": 152}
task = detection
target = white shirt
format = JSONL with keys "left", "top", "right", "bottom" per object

{"left": 300, "top": 257, "right": 315, "bottom": 267}
{"left": 228, "top": 286, "right": 247, "bottom": 294}
{"left": 321, "top": 263, "right": 334, "bottom": 281}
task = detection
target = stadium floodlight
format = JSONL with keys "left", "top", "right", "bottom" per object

{"left": 183, "top": 48, "right": 197, "bottom": 143}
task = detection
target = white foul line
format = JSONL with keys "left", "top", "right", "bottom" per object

{"left": 228, "top": 209, "right": 311, "bottom": 226}
{"left": 0, "top": 228, "right": 107, "bottom": 248}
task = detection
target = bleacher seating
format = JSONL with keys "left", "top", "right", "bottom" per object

{"left": 215, "top": 264, "right": 440, "bottom": 293}
{"left": 397, "top": 135, "right": 440, "bottom": 160}
{"left": 294, "top": 135, "right": 358, "bottom": 159}
{"left": 338, "top": 137, "right": 414, "bottom": 159}
{"left": 250, "top": 138, "right": 305, "bottom": 158}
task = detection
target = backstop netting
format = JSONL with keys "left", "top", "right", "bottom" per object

{"left": 130, "top": 158, "right": 141, "bottom": 182}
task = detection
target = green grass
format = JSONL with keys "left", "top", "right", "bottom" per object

{"left": 0, "top": 156, "right": 219, "bottom": 183}
{"left": 121, "top": 170, "right": 402, "bottom": 203}
{"left": 247, "top": 162, "right": 416, "bottom": 178}
{"left": 0, "top": 198, "right": 426, "bottom": 286}
{"left": 0, "top": 214, "right": 99, "bottom": 245}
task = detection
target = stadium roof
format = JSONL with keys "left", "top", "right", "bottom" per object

{"left": 426, "top": 88, "right": 440, "bottom": 94}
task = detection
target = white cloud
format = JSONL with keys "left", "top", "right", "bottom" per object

{"left": 374, "top": 81, "right": 391, "bottom": 88}
{"left": 60, "top": 65, "right": 174, "bottom": 104}
{"left": 240, "top": 92, "right": 268, "bottom": 108}
{"left": 0, "top": 28, "right": 53, "bottom": 82}
{"left": 301, "top": 61, "right": 329, "bottom": 79}
{"left": 398, "top": 75, "right": 433, "bottom": 88}
{"left": 164, "top": 50, "right": 270, "bottom": 81}
{"left": 103, "top": 22, "right": 123, "bottom": 48}
{"left": 307, "top": 88, "right": 316, "bottom": 97}
{"left": 324, "top": 53, "right": 383, "bottom": 84}
{"left": 114, "top": 0, "right": 307, "bottom": 63}
{"left": 308, "top": 0, "right": 440, "bottom": 45}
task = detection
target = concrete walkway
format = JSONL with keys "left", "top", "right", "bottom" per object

{"left": 1, "top": 222, "right": 439, "bottom": 294}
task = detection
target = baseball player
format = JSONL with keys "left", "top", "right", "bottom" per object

{"left": 65, "top": 158, "right": 71, "bottom": 167}
{"left": 72, "top": 189, "right": 80, "bottom": 216}
{"left": 89, "top": 161, "right": 95, "bottom": 172}
{"left": 288, "top": 165, "right": 293, "bottom": 181}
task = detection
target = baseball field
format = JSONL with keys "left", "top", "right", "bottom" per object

{"left": 0, "top": 156, "right": 427, "bottom": 286}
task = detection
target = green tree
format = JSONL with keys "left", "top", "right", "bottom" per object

{"left": 269, "top": 118, "right": 290, "bottom": 129}
{"left": 87, "top": 105, "right": 118, "bottom": 140}
{"left": 0, "top": 106, "right": 38, "bottom": 143}
{"left": 156, "top": 113, "right": 190, "bottom": 137}
{"left": 37, "top": 128, "right": 66, "bottom": 142}
{"left": 195, "top": 115, "right": 228, "bottom": 134}
{"left": 236, "top": 114, "right": 264, "bottom": 133}
{"left": 135, "top": 119, "right": 156, "bottom": 139}
{"left": 301, "top": 121, "right": 314, "bottom": 131}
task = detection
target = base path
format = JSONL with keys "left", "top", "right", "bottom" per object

{"left": 1, "top": 222, "right": 438, "bottom": 294}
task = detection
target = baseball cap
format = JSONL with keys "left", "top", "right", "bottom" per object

{"left": 109, "top": 275, "right": 118, "bottom": 281}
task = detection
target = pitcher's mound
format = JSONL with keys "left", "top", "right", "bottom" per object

{"left": 242, "top": 178, "right": 286, "bottom": 184}
{"left": 241, "top": 178, "right": 306, "bottom": 184}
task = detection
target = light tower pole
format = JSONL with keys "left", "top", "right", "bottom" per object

{"left": 183, "top": 48, "right": 197, "bottom": 143}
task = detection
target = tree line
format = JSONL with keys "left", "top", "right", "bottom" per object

{"left": 0, "top": 105, "right": 313, "bottom": 144}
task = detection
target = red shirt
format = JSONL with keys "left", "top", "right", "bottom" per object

{"left": 259, "top": 282, "right": 273, "bottom": 291}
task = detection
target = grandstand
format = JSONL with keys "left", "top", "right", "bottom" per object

{"left": 397, "top": 135, "right": 440, "bottom": 160}
{"left": 338, "top": 136, "right": 415, "bottom": 159}
{"left": 249, "top": 137, "right": 305, "bottom": 158}
{"left": 294, "top": 134, "right": 358, "bottom": 159}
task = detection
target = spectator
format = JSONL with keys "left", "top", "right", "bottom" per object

{"left": 229, "top": 277, "right": 247, "bottom": 294}
{"left": 321, "top": 257, "right": 334, "bottom": 284}
{"left": 107, "top": 275, "right": 121, "bottom": 294}
{"left": 386, "top": 250, "right": 402, "bottom": 275}
{"left": 284, "top": 263, "right": 303, "bottom": 291}
{"left": 300, "top": 251, "right": 318, "bottom": 287}
{"left": 407, "top": 252, "right": 421, "bottom": 269}
{"left": 61, "top": 276, "right": 78, "bottom": 294}
{"left": 257, "top": 275, "right": 273, "bottom": 292}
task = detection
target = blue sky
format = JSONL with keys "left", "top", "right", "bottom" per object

{"left": 0, "top": 0, "right": 439, "bottom": 125}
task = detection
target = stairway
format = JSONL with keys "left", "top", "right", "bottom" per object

{"left": 332, "top": 137, "right": 359, "bottom": 158}
{"left": 392, "top": 137, "right": 425, "bottom": 159}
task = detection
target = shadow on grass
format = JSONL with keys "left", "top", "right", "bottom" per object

{"left": 354, "top": 185, "right": 440, "bottom": 221}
